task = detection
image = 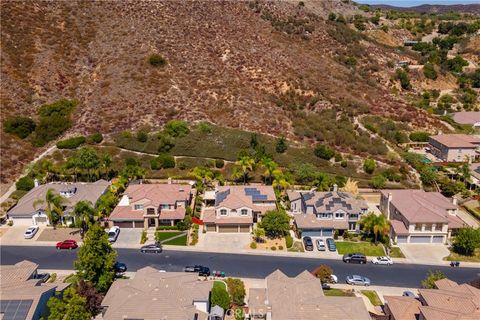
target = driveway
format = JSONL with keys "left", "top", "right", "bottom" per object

{"left": 112, "top": 228, "right": 142, "bottom": 249}
{"left": 0, "top": 226, "right": 45, "bottom": 245}
{"left": 398, "top": 244, "right": 450, "bottom": 265}
{"left": 302, "top": 236, "right": 341, "bottom": 259}
{"left": 198, "top": 233, "right": 251, "bottom": 252}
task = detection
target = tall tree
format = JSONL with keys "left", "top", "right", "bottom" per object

{"left": 47, "top": 287, "right": 91, "bottom": 320}
{"left": 73, "top": 200, "right": 96, "bottom": 233}
{"left": 100, "top": 153, "right": 112, "bottom": 179}
{"left": 33, "top": 188, "right": 68, "bottom": 228}
{"left": 259, "top": 210, "right": 290, "bottom": 239}
{"left": 360, "top": 212, "right": 390, "bottom": 243}
{"left": 260, "top": 157, "right": 278, "bottom": 185}
{"left": 272, "top": 169, "right": 291, "bottom": 193}
{"left": 235, "top": 155, "right": 255, "bottom": 185}
{"left": 74, "top": 223, "right": 117, "bottom": 292}
{"left": 76, "top": 147, "right": 100, "bottom": 181}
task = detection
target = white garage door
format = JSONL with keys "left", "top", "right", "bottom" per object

{"left": 11, "top": 218, "right": 34, "bottom": 226}
{"left": 34, "top": 216, "right": 48, "bottom": 226}
{"left": 218, "top": 225, "right": 239, "bottom": 233}
{"left": 410, "top": 236, "right": 431, "bottom": 243}
{"left": 397, "top": 236, "right": 408, "bottom": 244}
{"left": 432, "top": 236, "right": 444, "bottom": 243}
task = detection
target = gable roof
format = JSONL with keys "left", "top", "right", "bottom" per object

{"left": 123, "top": 183, "right": 192, "bottom": 206}
{"left": 215, "top": 185, "right": 276, "bottom": 212}
{"left": 384, "top": 296, "right": 422, "bottom": 320}
{"left": 381, "top": 189, "right": 457, "bottom": 223}
{"left": 430, "top": 134, "right": 480, "bottom": 149}
{"left": 8, "top": 180, "right": 110, "bottom": 217}
{"left": 288, "top": 190, "right": 368, "bottom": 214}
{"left": 102, "top": 267, "right": 212, "bottom": 320}
{"left": 453, "top": 112, "right": 480, "bottom": 125}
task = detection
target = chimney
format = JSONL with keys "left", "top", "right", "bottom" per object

{"left": 452, "top": 197, "right": 457, "bottom": 206}
{"left": 34, "top": 179, "right": 39, "bottom": 188}
{"left": 386, "top": 192, "right": 392, "bottom": 220}
{"left": 333, "top": 184, "right": 338, "bottom": 192}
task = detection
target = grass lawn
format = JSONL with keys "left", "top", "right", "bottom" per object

{"left": 323, "top": 288, "right": 355, "bottom": 297}
{"left": 389, "top": 247, "right": 406, "bottom": 258}
{"left": 361, "top": 290, "right": 383, "bottom": 306}
{"left": 163, "top": 234, "right": 187, "bottom": 246}
{"left": 336, "top": 241, "right": 385, "bottom": 256}
{"left": 444, "top": 249, "right": 480, "bottom": 263}
{"left": 287, "top": 241, "right": 305, "bottom": 252}
{"left": 213, "top": 281, "right": 227, "bottom": 290}
{"left": 155, "top": 231, "right": 183, "bottom": 242}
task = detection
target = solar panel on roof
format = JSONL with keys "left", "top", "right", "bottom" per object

{"left": 252, "top": 194, "right": 268, "bottom": 201}
{"left": 0, "top": 300, "right": 33, "bottom": 320}
{"left": 215, "top": 189, "right": 230, "bottom": 206}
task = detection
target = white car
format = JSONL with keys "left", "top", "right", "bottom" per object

{"left": 24, "top": 226, "right": 39, "bottom": 239}
{"left": 372, "top": 256, "right": 393, "bottom": 265}
{"left": 316, "top": 239, "right": 326, "bottom": 251}
{"left": 108, "top": 226, "right": 120, "bottom": 242}
{"left": 346, "top": 275, "right": 371, "bottom": 286}
{"left": 330, "top": 274, "right": 338, "bottom": 283}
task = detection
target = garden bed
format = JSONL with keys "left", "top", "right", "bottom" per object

{"left": 323, "top": 288, "right": 355, "bottom": 297}
{"left": 361, "top": 290, "right": 382, "bottom": 306}
{"left": 389, "top": 247, "right": 405, "bottom": 258}
{"left": 335, "top": 241, "right": 385, "bottom": 256}
{"left": 443, "top": 249, "right": 480, "bottom": 263}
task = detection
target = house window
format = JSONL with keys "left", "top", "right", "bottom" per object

{"left": 424, "top": 223, "right": 433, "bottom": 231}
{"left": 349, "top": 214, "right": 358, "bottom": 220}
{"left": 160, "top": 204, "right": 170, "bottom": 210}
{"left": 335, "top": 213, "right": 344, "bottom": 219}
{"left": 434, "top": 224, "right": 442, "bottom": 231}
{"left": 220, "top": 209, "right": 227, "bottom": 216}
{"left": 415, "top": 224, "right": 422, "bottom": 231}
{"left": 317, "top": 213, "right": 330, "bottom": 219}
{"left": 241, "top": 209, "right": 248, "bottom": 216}
{"left": 146, "top": 208, "right": 155, "bottom": 215}
{"left": 134, "top": 204, "right": 144, "bottom": 210}
{"left": 349, "top": 223, "right": 357, "bottom": 231}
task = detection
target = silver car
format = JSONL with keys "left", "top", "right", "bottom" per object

{"left": 346, "top": 275, "right": 371, "bottom": 286}
{"left": 24, "top": 226, "right": 39, "bottom": 239}
{"left": 316, "top": 239, "right": 326, "bottom": 251}
{"left": 108, "top": 226, "right": 120, "bottom": 242}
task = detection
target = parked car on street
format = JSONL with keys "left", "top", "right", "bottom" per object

{"left": 346, "top": 275, "right": 371, "bottom": 286}
{"left": 34, "top": 273, "right": 50, "bottom": 283}
{"left": 316, "top": 239, "right": 326, "bottom": 251}
{"left": 198, "top": 267, "right": 211, "bottom": 277}
{"left": 140, "top": 242, "right": 162, "bottom": 253}
{"left": 303, "top": 236, "right": 314, "bottom": 251}
{"left": 108, "top": 226, "right": 120, "bottom": 242}
{"left": 372, "top": 256, "right": 393, "bottom": 265}
{"left": 326, "top": 238, "right": 336, "bottom": 252}
{"left": 322, "top": 283, "right": 331, "bottom": 290}
{"left": 56, "top": 240, "right": 78, "bottom": 250}
{"left": 114, "top": 262, "right": 127, "bottom": 273}
{"left": 402, "top": 291, "right": 416, "bottom": 298}
{"left": 184, "top": 265, "right": 207, "bottom": 273}
{"left": 24, "top": 226, "right": 39, "bottom": 239}
{"left": 343, "top": 253, "right": 367, "bottom": 264}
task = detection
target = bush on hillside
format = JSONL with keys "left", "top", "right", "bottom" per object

{"left": 215, "top": 159, "right": 224, "bottom": 168}
{"left": 314, "top": 144, "right": 335, "bottom": 160}
{"left": 409, "top": 131, "right": 430, "bottom": 142}
{"left": 87, "top": 133, "right": 103, "bottom": 144}
{"left": 165, "top": 120, "right": 189, "bottom": 137}
{"left": 56, "top": 136, "right": 86, "bottom": 149}
{"left": 16, "top": 176, "right": 35, "bottom": 191}
{"left": 3, "top": 116, "right": 36, "bottom": 139}
{"left": 148, "top": 54, "right": 167, "bottom": 67}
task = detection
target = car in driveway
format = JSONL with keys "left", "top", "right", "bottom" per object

{"left": 372, "top": 256, "right": 393, "bottom": 265}
{"left": 303, "top": 236, "right": 314, "bottom": 251}
{"left": 346, "top": 275, "right": 371, "bottom": 286}
{"left": 326, "top": 238, "right": 336, "bottom": 252}
{"left": 114, "top": 262, "right": 127, "bottom": 273}
{"left": 343, "top": 253, "right": 367, "bottom": 264}
{"left": 108, "top": 226, "right": 120, "bottom": 242}
{"left": 316, "top": 239, "right": 326, "bottom": 251}
{"left": 24, "top": 226, "right": 39, "bottom": 239}
{"left": 140, "top": 242, "right": 162, "bottom": 253}
{"left": 34, "top": 272, "right": 50, "bottom": 283}
{"left": 402, "top": 291, "right": 416, "bottom": 298}
{"left": 56, "top": 240, "right": 78, "bottom": 250}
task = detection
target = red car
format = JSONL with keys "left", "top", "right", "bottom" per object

{"left": 56, "top": 240, "right": 78, "bottom": 250}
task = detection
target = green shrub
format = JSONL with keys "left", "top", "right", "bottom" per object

{"left": 395, "top": 69, "right": 411, "bottom": 90}
{"left": 16, "top": 176, "right": 35, "bottom": 191}
{"left": 370, "top": 175, "right": 386, "bottom": 189}
{"left": 3, "top": 116, "right": 36, "bottom": 139}
{"left": 56, "top": 136, "right": 86, "bottom": 149}
{"left": 157, "top": 133, "right": 175, "bottom": 152}
{"left": 176, "top": 215, "right": 192, "bottom": 231}
{"left": 211, "top": 282, "right": 230, "bottom": 309}
{"left": 136, "top": 130, "right": 148, "bottom": 143}
{"left": 151, "top": 153, "right": 175, "bottom": 169}
{"left": 363, "top": 159, "right": 376, "bottom": 174}
{"left": 215, "top": 159, "right": 225, "bottom": 168}
{"left": 409, "top": 131, "right": 430, "bottom": 142}
{"left": 33, "top": 114, "right": 72, "bottom": 147}
{"left": 178, "top": 162, "right": 187, "bottom": 170}
{"left": 275, "top": 136, "right": 288, "bottom": 153}
{"left": 423, "top": 62, "right": 438, "bottom": 80}
{"left": 155, "top": 225, "right": 179, "bottom": 231}
{"left": 38, "top": 99, "right": 76, "bottom": 117}
{"left": 165, "top": 120, "right": 189, "bottom": 137}
{"left": 278, "top": 245, "right": 284, "bottom": 250}
{"left": 314, "top": 144, "right": 335, "bottom": 160}
{"left": 250, "top": 242, "right": 257, "bottom": 249}
{"left": 148, "top": 54, "right": 167, "bottom": 67}
{"left": 271, "top": 246, "right": 277, "bottom": 251}
{"left": 197, "top": 121, "right": 212, "bottom": 133}
{"left": 140, "top": 231, "right": 147, "bottom": 244}
{"left": 87, "top": 132, "right": 103, "bottom": 144}
{"left": 285, "top": 235, "right": 293, "bottom": 248}
{"left": 225, "top": 278, "right": 246, "bottom": 306}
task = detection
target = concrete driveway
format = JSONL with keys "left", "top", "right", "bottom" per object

{"left": 398, "top": 244, "right": 450, "bottom": 265}
{"left": 0, "top": 226, "right": 46, "bottom": 245}
{"left": 112, "top": 228, "right": 142, "bottom": 249}
{"left": 198, "top": 233, "right": 251, "bottom": 252}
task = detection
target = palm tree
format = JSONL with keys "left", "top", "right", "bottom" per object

{"left": 76, "top": 147, "right": 100, "bottom": 181}
{"left": 340, "top": 178, "right": 359, "bottom": 196}
{"left": 235, "top": 156, "right": 255, "bottom": 185}
{"left": 260, "top": 157, "right": 278, "bottom": 185}
{"left": 73, "top": 200, "right": 96, "bottom": 235}
{"left": 33, "top": 188, "right": 68, "bottom": 228}
{"left": 272, "top": 169, "right": 291, "bottom": 193}
{"left": 190, "top": 166, "right": 214, "bottom": 187}
{"left": 100, "top": 153, "right": 112, "bottom": 179}
{"left": 360, "top": 212, "right": 390, "bottom": 243}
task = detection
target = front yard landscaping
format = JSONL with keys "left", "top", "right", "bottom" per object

{"left": 155, "top": 231, "right": 183, "bottom": 241}
{"left": 323, "top": 288, "right": 355, "bottom": 297}
{"left": 389, "top": 247, "right": 406, "bottom": 258}
{"left": 444, "top": 249, "right": 480, "bottom": 263}
{"left": 37, "top": 227, "right": 83, "bottom": 242}
{"left": 361, "top": 290, "right": 382, "bottom": 306}
{"left": 335, "top": 241, "right": 385, "bottom": 256}
{"left": 287, "top": 241, "right": 305, "bottom": 252}
{"left": 155, "top": 231, "right": 187, "bottom": 245}
{"left": 163, "top": 234, "right": 187, "bottom": 246}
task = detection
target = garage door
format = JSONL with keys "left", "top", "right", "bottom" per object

{"left": 218, "top": 225, "right": 239, "bottom": 233}
{"left": 239, "top": 225, "right": 250, "bottom": 233}
{"left": 302, "top": 229, "right": 322, "bottom": 237}
{"left": 205, "top": 224, "right": 216, "bottom": 232}
{"left": 321, "top": 229, "right": 333, "bottom": 237}
{"left": 34, "top": 217, "right": 48, "bottom": 226}
{"left": 114, "top": 221, "right": 135, "bottom": 228}
{"left": 410, "top": 236, "right": 431, "bottom": 243}
{"left": 397, "top": 236, "right": 408, "bottom": 244}
{"left": 432, "top": 236, "right": 444, "bottom": 243}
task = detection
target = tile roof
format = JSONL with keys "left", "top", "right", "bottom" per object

{"left": 251, "top": 270, "right": 371, "bottom": 320}
{"left": 430, "top": 134, "right": 480, "bottom": 148}
{"left": 384, "top": 296, "right": 422, "bottom": 320}
{"left": 0, "top": 260, "right": 38, "bottom": 286}
{"left": 390, "top": 219, "right": 409, "bottom": 235}
{"left": 123, "top": 183, "right": 192, "bottom": 206}
{"left": 102, "top": 267, "right": 212, "bottom": 320}
{"left": 293, "top": 213, "right": 349, "bottom": 229}
{"left": 381, "top": 189, "right": 457, "bottom": 223}
{"left": 214, "top": 185, "right": 276, "bottom": 212}
{"left": 453, "top": 112, "right": 480, "bottom": 125}
{"left": 470, "top": 163, "right": 480, "bottom": 181}
{"left": 109, "top": 205, "right": 144, "bottom": 220}
{"left": 8, "top": 180, "right": 110, "bottom": 217}
{"left": 202, "top": 208, "right": 253, "bottom": 224}
{"left": 288, "top": 191, "right": 368, "bottom": 214}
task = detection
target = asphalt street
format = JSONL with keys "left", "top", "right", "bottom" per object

{"left": 1, "top": 245, "right": 478, "bottom": 288}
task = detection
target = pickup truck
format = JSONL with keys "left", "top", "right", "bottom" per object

{"left": 184, "top": 265, "right": 210, "bottom": 276}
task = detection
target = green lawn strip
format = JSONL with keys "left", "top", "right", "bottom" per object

{"left": 155, "top": 231, "right": 183, "bottom": 242}
{"left": 336, "top": 241, "right": 385, "bottom": 256}
{"left": 389, "top": 247, "right": 406, "bottom": 258}
{"left": 361, "top": 290, "right": 383, "bottom": 306}
{"left": 213, "top": 280, "right": 227, "bottom": 290}
{"left": 162, "top": 234, "right": 187, "bottom": 246}
{"left": 443, "top": 249, "right": 480, "bottom": 263}
{"left": 287, "top": 241, "right": 305, "bottom": 252}
{"left": 324, "top": 288, "right": 355, "bottom": 297}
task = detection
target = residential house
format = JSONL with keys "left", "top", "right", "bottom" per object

{"left": 109, "top": 183, "right": 193, "bottom": 228}
{"left": 0, "top": 260, "right": 70, "bottom": 320}
{"left": 384, "top": 278, "right": 480, "bottom": 320}
{"left": 428, "top": 134, "right": 480, "bottom": 162}
{"left": 288, "top": 186, "right": 368, "bottom": 237}
{"left": 380, "top": 189, "right": 466, "bottom": 244}
{"left": 248, "top": 269, "right": 371, "bottom": 320}
{"left": 469, "top": 163, "right": 480, "bottom": 189}
{"left": 7, "top": 180, "right": 110, "bottom": 226}
{"left": 453, "top": 111, "right": 480, "bottom": 129}
{"left": 203, "top": 186, "right": 276, "bottom": 233}
{"left": 101, "top": 267, "right": 216, "bottom": 320}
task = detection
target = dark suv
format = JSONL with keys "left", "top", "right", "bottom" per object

{"left": 343, "top": 253, "right": 367, "bottom": 264}
{"left": 303, "top": 236, "right": 314, "bottom": 251}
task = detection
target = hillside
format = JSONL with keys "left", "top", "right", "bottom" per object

{"left": 370, "top": 4, "right": 480, "bottom": 14}
{"left": 0, "top": 0, "right": 445, "bottom": 183}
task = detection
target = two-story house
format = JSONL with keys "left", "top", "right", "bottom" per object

{"left": 203, "top": 186, "right": 276, "bottom": 233}
{"left": 428, "top": 134, "right": 480, "bottom": 162}
{"left": 288, "top": 186, "right": 369, "bottom": 238}
{"left": 109, "top": 183, "right": 192, "bottom": 228}
{"left": 379, "top": 189, "right": 466, "bottom": 244}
